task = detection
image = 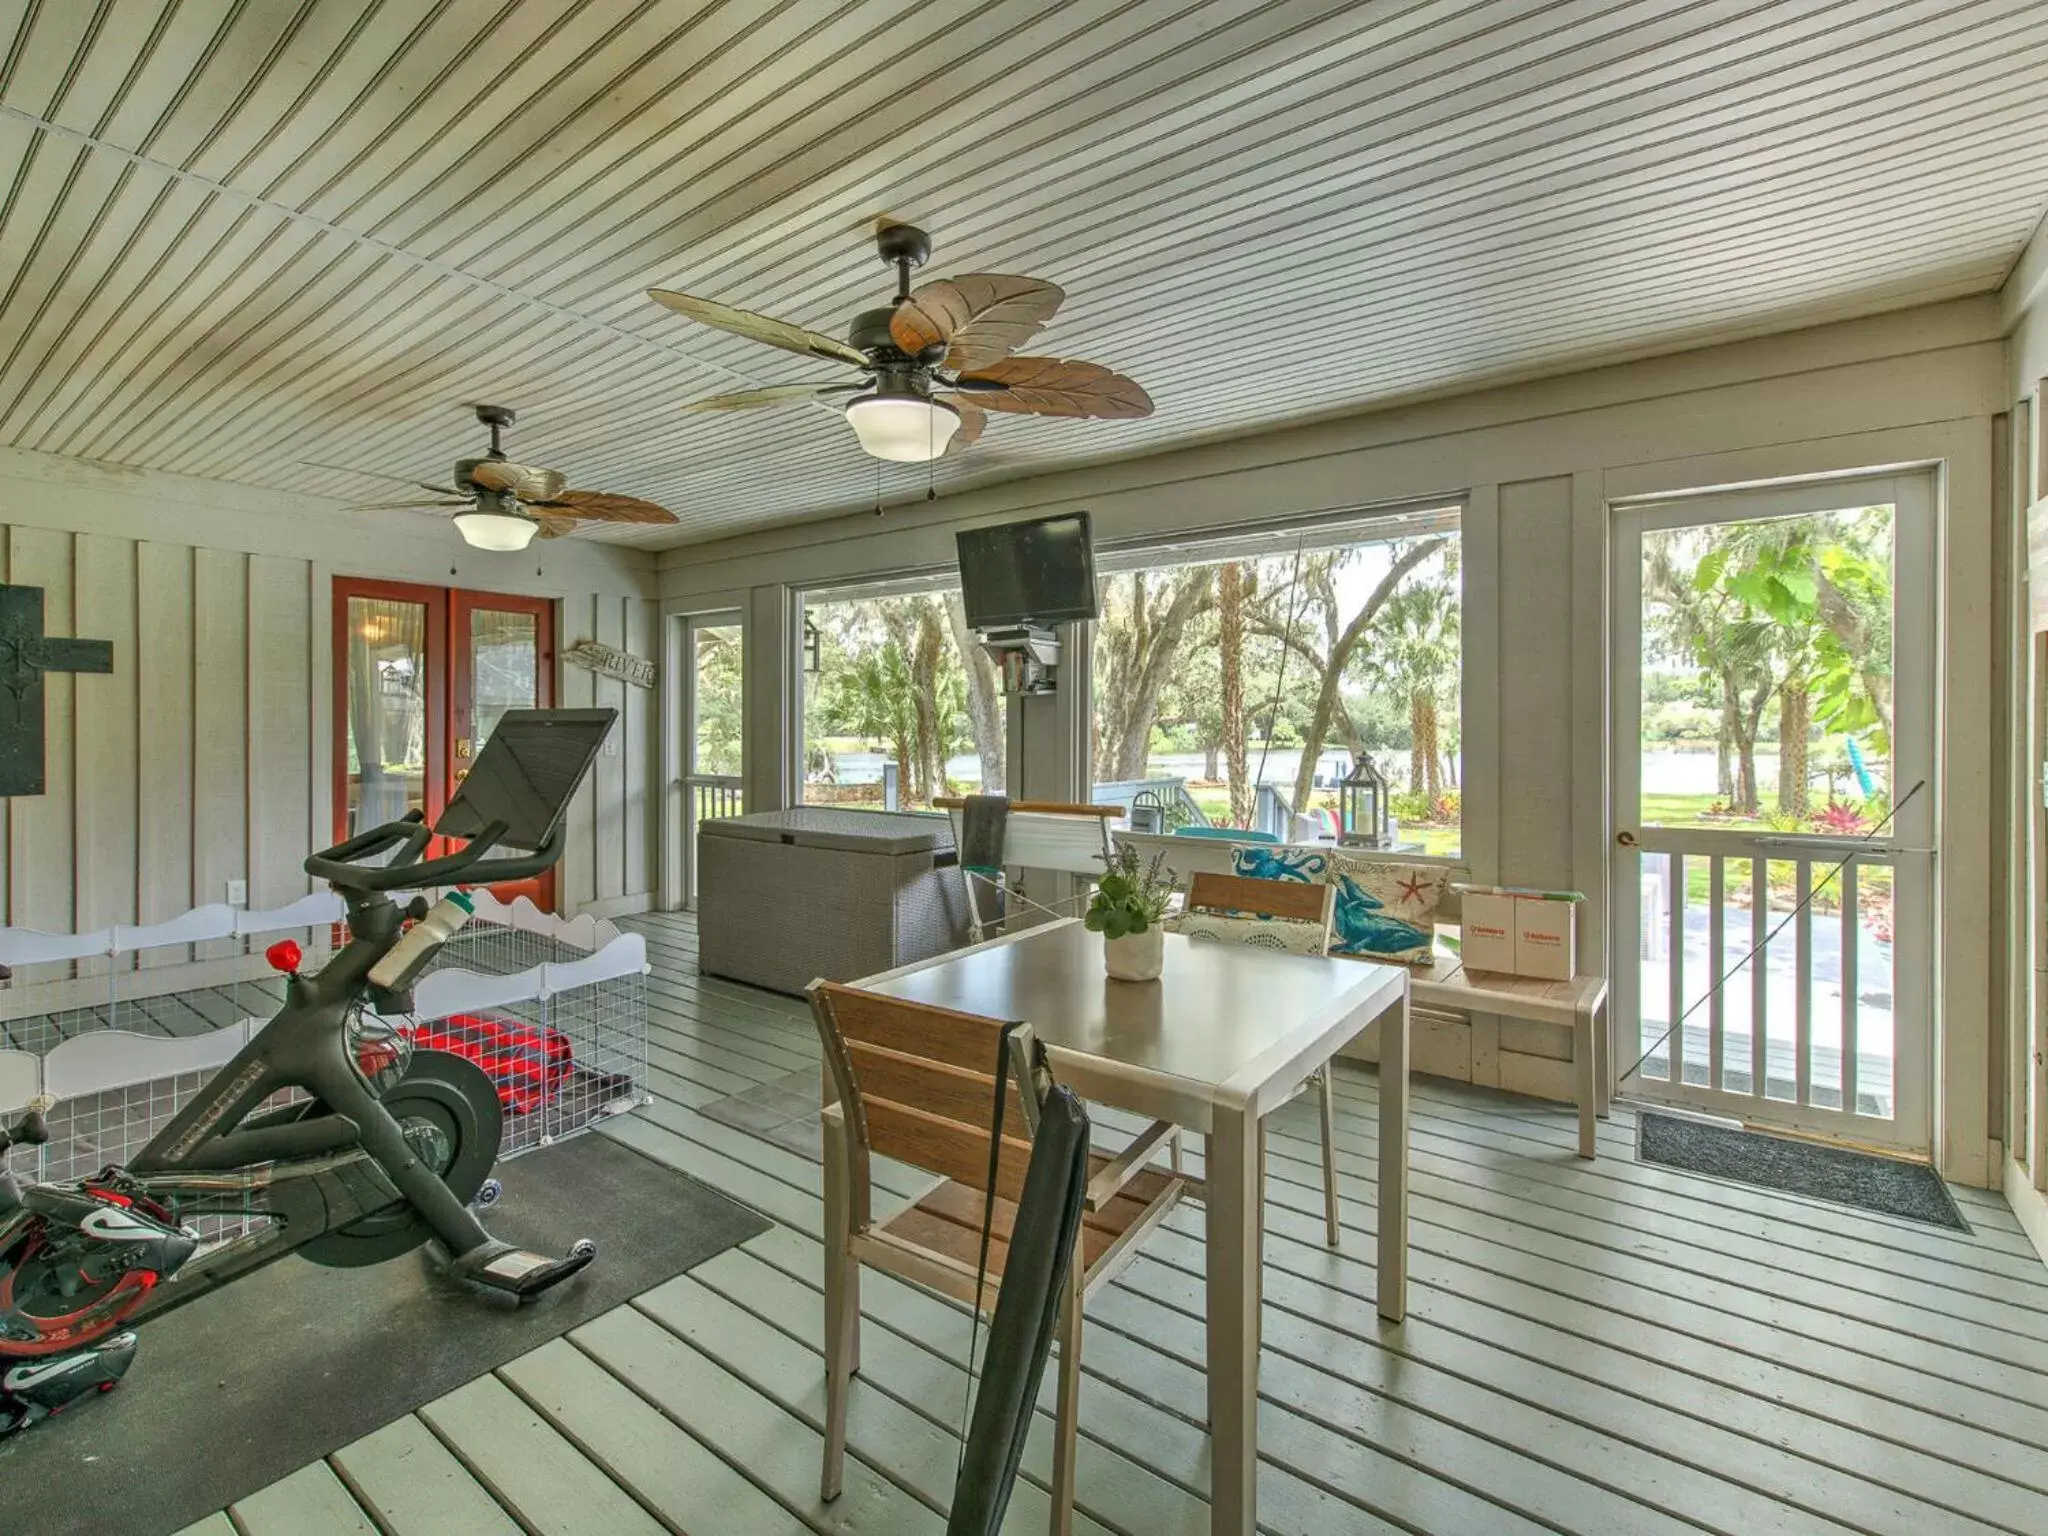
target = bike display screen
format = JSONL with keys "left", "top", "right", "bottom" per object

{"left": 434, "top": 708, "right": 617, "bottom": 850}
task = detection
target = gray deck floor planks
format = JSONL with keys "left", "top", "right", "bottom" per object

{"left": 182, "top": 910, "right": 2048, "bottom": 1536}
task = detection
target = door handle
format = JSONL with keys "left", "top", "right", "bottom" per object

{"left": 1615, "top": 830, "right": 1637, "bottom": 848}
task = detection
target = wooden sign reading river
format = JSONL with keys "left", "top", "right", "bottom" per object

{"left": 562, "top": 638, "right": 655, "bottom": 689}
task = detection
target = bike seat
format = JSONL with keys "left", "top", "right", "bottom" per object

{"left": 0, "top": 1104, "right": 49, "bottom": 1156}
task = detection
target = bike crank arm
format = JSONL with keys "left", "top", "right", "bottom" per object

{"left": 123, "top": 1150, "right": 406, "bottom": 1322}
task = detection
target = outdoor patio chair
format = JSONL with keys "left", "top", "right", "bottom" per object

{"left": 934, "top": 797, "right": 1123, "bottom": 942}
{"left": 1177, "top": 871, "right": 1344, "bottom": 1249}
{"left": 808, "top": 980, "right": 1195, "bottom": 1534}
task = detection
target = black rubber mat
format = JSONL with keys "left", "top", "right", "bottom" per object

{"left": 0, "top": 1131, "right": 770, "bottom": 1536}
{"left": 1637, "top": 1110, "right": 1968, "bottom": 1230}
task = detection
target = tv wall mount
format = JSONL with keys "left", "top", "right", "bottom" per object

{"left": 976, "top": 623, "right": 1061, "bottom": 696}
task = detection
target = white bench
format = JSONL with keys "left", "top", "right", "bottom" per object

{"left": 1402, "top": 954, "right": 1609, "bottom": 1158}
{"left": 1119, "top": 831, "right": 1611, "bottom": 1158}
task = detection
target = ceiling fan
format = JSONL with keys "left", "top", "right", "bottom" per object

{"left": 650, "top": 223, "right": 1152, "bottom": 463}
{"left": 349, "top": 404, "right": 680, "bottom": 550}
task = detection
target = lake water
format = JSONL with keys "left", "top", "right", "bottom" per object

{"left": 813, "top": 744, "right": 1868, "bottom": 806}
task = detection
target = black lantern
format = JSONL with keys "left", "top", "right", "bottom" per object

{"left": 1338, "top": 755, "right": 1390, "bottom": 848}
{"left": 803, "top": 616, "right": 822, "bottom": 675}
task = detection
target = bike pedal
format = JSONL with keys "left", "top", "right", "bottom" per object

{"left": 462, "top": 1241, "right": 597, "bottom": 1301}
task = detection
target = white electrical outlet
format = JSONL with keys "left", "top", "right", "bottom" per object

{"left": 226, "top": 879, "right": 248, "bottom": 907}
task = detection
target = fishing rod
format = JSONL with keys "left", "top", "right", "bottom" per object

{"left": 1614, "top": 777, "right": 1925, "bottom": 1091}
{"left": 1248, "top": 533, "right": 1310, "bottom": 818}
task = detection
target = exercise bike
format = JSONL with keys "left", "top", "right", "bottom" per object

{"left": 0, "top": 706, "right": 619, "bottom": 1435}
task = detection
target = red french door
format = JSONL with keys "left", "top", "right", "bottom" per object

{"left": 334, "top": 579, "right": 557, "bottom": 910}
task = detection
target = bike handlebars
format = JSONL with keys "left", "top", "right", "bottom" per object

{"left": 303, "top": 810, "right": 568, "bottom": 894}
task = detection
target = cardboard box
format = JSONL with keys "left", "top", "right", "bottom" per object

{"left": 1460, "top": 892, "right": 1517, "bottom": 974}
{"left": 1514, "top": 897, "right": 1577, "bottom": 980}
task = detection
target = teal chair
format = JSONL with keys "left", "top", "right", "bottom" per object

{"left": 1172, "top": 826, "right": 1278, "bottom": 843}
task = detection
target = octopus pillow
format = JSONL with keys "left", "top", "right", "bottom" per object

{"left": 1230, "top": 844, "right": 1330, "bottom": 883}
{"left": 1323, "top": 855, "right": 1447, "bottom": 965}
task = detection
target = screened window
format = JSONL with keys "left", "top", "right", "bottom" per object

{"left": 1090, "top": 507, "right": 1462, "bottom": 856}
{"left": 801, "top": 581, "right": 1006, "bottom": 812}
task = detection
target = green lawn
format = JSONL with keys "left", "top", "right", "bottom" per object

{"left": 1634, "top": 790, "right": 1890, "bottom": 916}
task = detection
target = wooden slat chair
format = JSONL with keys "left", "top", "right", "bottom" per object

{"left": 933, "top": 797, "right": 1123, "bottom": 942}
{"left": 808, "top": 980, "right": 1195, "bottom": 1534}
{"left": 1178, "top": 871, "right": 1344, "bottom": 1247}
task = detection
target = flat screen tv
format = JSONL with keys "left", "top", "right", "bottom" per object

{"left": 956, "top": 511, "right": 1099, "bottom": 630}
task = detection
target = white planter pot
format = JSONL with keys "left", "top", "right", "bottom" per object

{"left": 1104, "top": 925, "right": 1165, "bottom": 982}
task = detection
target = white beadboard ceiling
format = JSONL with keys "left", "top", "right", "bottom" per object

{"left": 1, "top": 0, "right": 2045, "bottom": 551}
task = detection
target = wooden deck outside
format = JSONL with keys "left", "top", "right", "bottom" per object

{"left": 181, "top": 910, "right": 2048, "bottom": 1536}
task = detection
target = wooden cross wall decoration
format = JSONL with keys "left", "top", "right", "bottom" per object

{"left": 0, "top": 584, "right": 113, "bottom": 797}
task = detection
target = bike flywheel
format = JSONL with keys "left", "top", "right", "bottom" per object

{"left": 299, "top": 1049, "right": 503, "bottom": 1269}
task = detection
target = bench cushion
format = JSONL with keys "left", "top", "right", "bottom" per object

{"left": 1168, "top": 910, "right": 1328, "bottom": 956}
{"left": 1412, "top": 964, "right": 1608, "bottom": 1028}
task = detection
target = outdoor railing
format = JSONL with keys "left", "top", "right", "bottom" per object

{"left": 688, "top": 774, "right": 744, "bottom": 824}
{"left": 1633, "top": 829, "right": 1901, "bottom": 1125}
{"left": 1254, "top": 784, "right": 1294, "bottom": 839}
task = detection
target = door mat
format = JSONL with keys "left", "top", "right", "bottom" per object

{"left": 1637, "top": 1110, "right": 1968, "bottom": 1231}
{"left": 0, "top": 1132, "right": 770, "bottom": 1536}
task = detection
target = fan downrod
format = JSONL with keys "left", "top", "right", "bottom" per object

{"left": 877, "top": 223, "right": 931, "bottom": 302}
{"left": 473, "top": 403, "right": 516, "bottom": 457}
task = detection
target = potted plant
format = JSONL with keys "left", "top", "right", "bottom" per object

{"left": 1085, "top": 843, "right": 1177, "bottom": 982}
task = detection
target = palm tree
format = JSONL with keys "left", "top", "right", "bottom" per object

{"left": 828, "top": 641, "right": 919, "bottom": 803}
{"left": 1362, "top": 578, "right": 1460, "bottom": 797}
{"left": 1644, "top": 533, "right": 1777, "bottom": 814}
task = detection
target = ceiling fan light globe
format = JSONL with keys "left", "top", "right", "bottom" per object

{"left": 845, "top": 393, "right": 961, "bottom": 462}
{"left": 453, "top": 508, "right": 539, "bottom": 551}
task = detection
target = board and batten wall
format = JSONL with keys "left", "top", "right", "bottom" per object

{"left": 1998, "top": 217, "right": 2048, "bottom": 1262}
{"left": 0, "top": 446, "right": 660, "bottom": 937}
{"left": 658, "top": 297, "right": 2007, "bottom": 1185}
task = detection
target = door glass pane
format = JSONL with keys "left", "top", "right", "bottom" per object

{"left": 470, "top": 609, "right": 538, "bottom": 751}
{"left": 1638, "top": 504, "right": 1894, "bottom": 829}
{"left": 345, "top": 597, "right": 428, "bottom": 834}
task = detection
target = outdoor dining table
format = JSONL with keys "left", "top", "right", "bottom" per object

{"left": 857, "top": 916, "right": 1412, "bottom": 1536}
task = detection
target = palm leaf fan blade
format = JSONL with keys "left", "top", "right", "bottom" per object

{"left": 528, "top": 490, "right": 678, "bottom": 525}
{"left": 942, "top": 396, "right": 987, "bottom": 453}
{"left": 681, "top": 383, "right": 852, "bottom": 411}
{"left": 889, "top": 274, "right": 1065, "bottom": 370}
{"left": 956, "top": 356, "right": 1152, "bottom": 419}
{"left": 648, "top": 289, "right": 868, "bottom": 368}
{"left": 468, "top": 460, "right": 567, "bottom": 500}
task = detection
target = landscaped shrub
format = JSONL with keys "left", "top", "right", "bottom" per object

{"left": 1390, "top": 789, "right": 1460, "bottom": 826}
{"left": 1809, "top": 800, "right": 1871, "bottom": 837}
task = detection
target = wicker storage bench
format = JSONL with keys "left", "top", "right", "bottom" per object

{"left": 697, "top": 809, "right": 972, "bottom": 994}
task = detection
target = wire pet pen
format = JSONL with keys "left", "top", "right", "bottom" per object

{"left": 0, "top": 894, "right": 651, "bottom": 1242}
